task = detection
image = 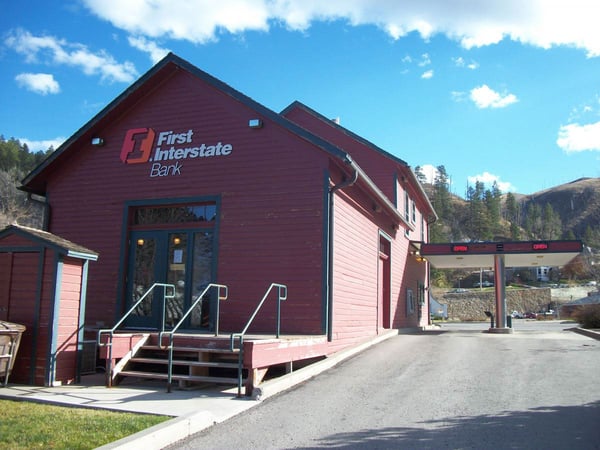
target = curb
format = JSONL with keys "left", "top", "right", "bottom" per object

{"left": 97, "top": 329, "right": 400, "bottom": 449}
{"left": 256, "top": 329, "right": 399, "bottom": 401}
{"left": 96, "top": 410, "right": 219, "bottom": 450}
{"left": 569, "top": 327, "right": 600, "bottom": 340}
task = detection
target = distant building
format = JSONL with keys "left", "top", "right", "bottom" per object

{"left": 560, "top": 291, "right": 600, "bottom": 318}
{"left": 536, "top": 266, "right": 550, "bottom": 282}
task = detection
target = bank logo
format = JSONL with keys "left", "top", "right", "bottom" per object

{"left": 120, "top": 127, "right": 156, "bottom": 164}
{"left": 119, "top": 127, "right": 233, "bottom": 177}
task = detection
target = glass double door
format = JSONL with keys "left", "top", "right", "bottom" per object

{"left": 126, "top": 229, "right": 214, "bottom": 330}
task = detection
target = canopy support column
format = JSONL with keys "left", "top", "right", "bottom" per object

{"left": 490, "top": 254, "right": 513, "bottom": 334}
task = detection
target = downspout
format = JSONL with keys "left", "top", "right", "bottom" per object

{"left": 326, "top": 155, "right": 358, "bottom": 342}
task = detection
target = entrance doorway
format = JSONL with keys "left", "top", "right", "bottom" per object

{"left": 124, "top": 202, "right": 216, "bottom": 330}
{"left": 378, "top": 234, "right": 391, "bottom": 331}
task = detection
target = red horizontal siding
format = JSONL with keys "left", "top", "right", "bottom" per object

{"left": 285, "top": 105, "right": 433, "bottom": 234}
{"left": 284, "top": 106, "right": 397, "bottom": 202}
{"left": 45, "top": 70, "right": 328, "bottom": 334}
{"left": 330, "top": 181, "right": 385, "bottom": 347}
{"left": 5, "top": 252, "right": 44, "bottom": 384}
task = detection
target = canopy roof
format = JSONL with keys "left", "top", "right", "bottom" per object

{"left": 418, "top": 240, "right": 583, "bottom": 269}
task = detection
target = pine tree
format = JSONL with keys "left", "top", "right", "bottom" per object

{"left": 0, "top": 136, "right": 53, "bottom": 227}
{"left": 413, "top": 166, "right": 427, "bottom": 184}
{"left": 432, "top": 165, "right": 451, "bottom": 221}
{"left": 467, "top": 180, "right": 492, "bottom": 240}
{"left": 541, "top": 203, "right": 562, "bottom": 240}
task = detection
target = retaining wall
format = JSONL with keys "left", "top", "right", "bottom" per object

{"left": 433, "top": 288, "right": 552, "bottom": 321}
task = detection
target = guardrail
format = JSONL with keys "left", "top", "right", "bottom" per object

{"left": 230, "top": 283, "right": 287, "bottom": 397}
{"left": 158, "top": 283, "right": 228, "bottom": 392}
{"left": 97, "top": 282, "right": 175, "bottom": 385}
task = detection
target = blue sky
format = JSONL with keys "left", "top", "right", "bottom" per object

{"left": 2, "top": 1, "right": 600, "bottom": 196}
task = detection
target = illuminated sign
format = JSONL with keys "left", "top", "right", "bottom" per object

{"left": 120, "top": 127, "right": 233, "bottom": 177}
{"left": 452, "top": 245, "right": 469, "bottom": 252}
{"left": 532, "top": 242, "right": 549, "bottom": 251}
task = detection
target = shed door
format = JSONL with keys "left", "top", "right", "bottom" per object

{"left": 125, "top": 230, "right": 214, "bottom": 330}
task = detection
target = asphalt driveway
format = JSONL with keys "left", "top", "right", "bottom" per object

{"left": 169, "top": 321, "right": 600, "bottom": 449}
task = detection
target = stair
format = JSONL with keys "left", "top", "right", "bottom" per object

{"left": 112, "top": 338, "right": 246, "bottom": 390}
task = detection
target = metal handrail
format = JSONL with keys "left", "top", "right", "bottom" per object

{"left": 230, "top": 283, "right": 287, "bottom": 397}
{"left": 158, "top": 283, "right": 228, "bottom": 392}
{"left": 97, "top": 283, "right": 175, "bottom": 385}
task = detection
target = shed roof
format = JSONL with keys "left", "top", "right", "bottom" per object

{"left": 0, "top": 224, "right": 98, "bottom": 261}
{"left": 563, "top": 293, "right": 600, "bottom": 306}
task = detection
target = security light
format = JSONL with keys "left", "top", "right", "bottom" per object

{"left": 248, "top": 119, "right": 263, "bottom": 129}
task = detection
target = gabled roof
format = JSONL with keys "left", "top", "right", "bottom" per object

{"left": 282, "top": 101, "right": 437, "bottom": 221}
{"left": 20, "top": 53, "right": 413, "bottom": 228}
{"left": 0, "top": 224, "right": 98, "bottom": 260}
{"left": 21, "top": 53, "right": 348, "bottom": 194}
{"left": 282, "top": 101, "right": 409, "bottom": 166}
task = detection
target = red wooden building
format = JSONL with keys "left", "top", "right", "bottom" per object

{"left": 17, "top": 53, "right": 436, "bottom": 390}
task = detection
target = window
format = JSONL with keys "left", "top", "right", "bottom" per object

{"left": 133, "top": 203, "right": 216, "bottom": 226}
{"left": 404, "top": 192, "right": 409, "bottom": 221}
{"left": 411, "top": 200, "right": 416, "bottom": 223}
{"left": 418, "top": 282, "right": 426, "bottom": 306}
{"left": 406, "top": 288, "right": 415, "bottom": 315}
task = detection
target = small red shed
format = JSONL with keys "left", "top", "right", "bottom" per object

{"left": 0, "top": 225, "right": 98, "bottom": 385}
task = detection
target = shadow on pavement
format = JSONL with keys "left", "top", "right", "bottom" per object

{"left": 296, "top": 400, "right": 600, "bottom": 449}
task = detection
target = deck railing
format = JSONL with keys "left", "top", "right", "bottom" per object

{"left": 158, "top": 283, "right": 228, "bottom": 392}
{"left": 97, "top": 282, "right": 175, "bottom": 385}
{"left": 230, "top": 283, "right": 287, "bottom": 396}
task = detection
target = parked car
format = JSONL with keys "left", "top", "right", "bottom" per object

{"left": 473, "top": 281, "right": 494, "bottom": 287}
{"left": 524, "top": 312, "right": 537, "bottom": 319}
{"left": 511, "top": 311, "right": 523, "bottom": 319}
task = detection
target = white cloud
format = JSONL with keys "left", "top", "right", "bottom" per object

{"left": 453, "top": 56, "right": 465, "bottom": 66}
{"left": 15, "top": 73, "right": 60, "bottom": 95}
{"left": 468, "top": 171, "right": 515, "bottom": 192}
{"left": 453, "top": 56, "right": 479, "bottom": 69}
{"left": 81, "top": 0, "right": 600, "bottom": 57}
{"left": 557, "top": 122, "right": 600, "bottom": 152}
{"left": 19, "top": 137, "right": 66, "bottom": 152}
{"left": 418, "top": 53, "right": 431, "bottom": 67}
{"left": 5, "top": 29, "right": 138, "bottom": 83}
{"left": 128, "top": 36, "right": 170, "bottom": 63}
{"left": 470, "top": 85, "right": 518, "bottom": 109}
{"left": 421, "top": 70, "right": 434, "bottom": 79}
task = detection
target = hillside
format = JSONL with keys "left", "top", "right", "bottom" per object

{"left": 422, "top": 176, "right": 600, "bottom": 245}
{"left": 521, "top": 177, "right": 600, "bottom": 238}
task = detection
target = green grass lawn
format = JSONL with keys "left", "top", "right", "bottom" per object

{"left": 0, "top": 399, "right": 169, "bottom": 450}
